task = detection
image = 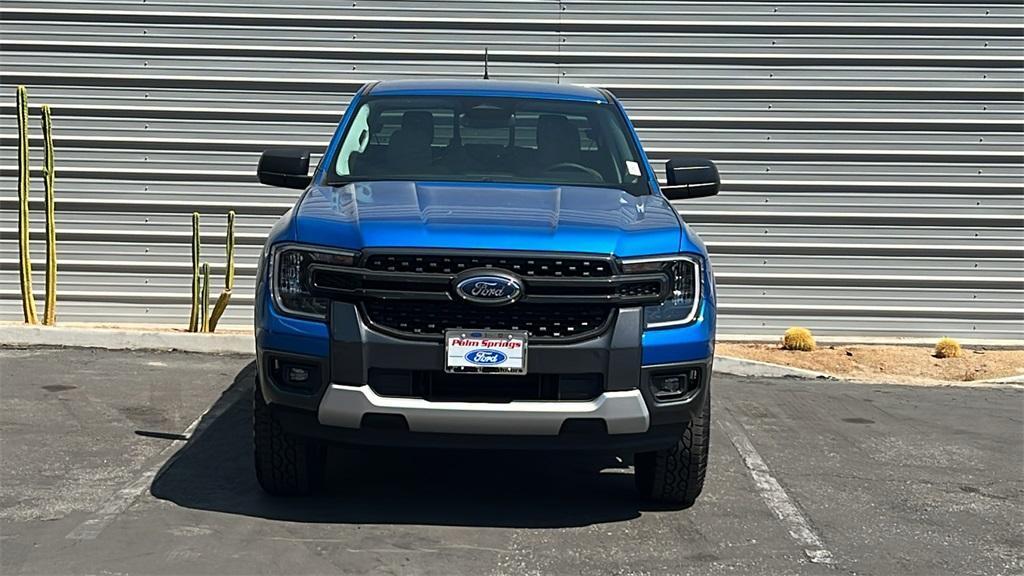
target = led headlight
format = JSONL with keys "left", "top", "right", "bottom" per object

{"left": 272, "top": 244, "right": 357, "bottom": 319}
{"left": 621, "top": 255, "right": 701, "bottom": 328}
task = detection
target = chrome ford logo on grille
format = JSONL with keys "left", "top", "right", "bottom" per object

{"left": 454, "top": 272, "right": 523, "bottom": 306}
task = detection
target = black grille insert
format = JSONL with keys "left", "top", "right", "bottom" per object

{"left": 616, "top": 281, "right": 661, "bottom": 298}
{"left": 362, "top": 300, "right": 613, "bottom": 340}
{"left": 364, "top": 253, "right": 613, "bottom": 277}
{"left": 369, "top": 369, "right": 603, "bottom": 403}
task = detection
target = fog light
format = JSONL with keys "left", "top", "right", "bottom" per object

{"left": 652, "top": 374, "right": 684, "bottom": 400}
{"left": 287, "top": 367, "right": 310, "bottom": 383}
{"left": 268, "top": 356, "right": 320, "bottom": 393}
{"left": 651, "top": 369, "right": 701, "bottom": 402}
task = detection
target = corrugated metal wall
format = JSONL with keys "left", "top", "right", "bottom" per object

{"left": 2, "top": 0, "right": 1022, "bottom": 339}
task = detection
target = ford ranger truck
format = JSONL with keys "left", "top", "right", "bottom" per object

{"left": 253, "top": 79, "right": 719, "bottom": 505}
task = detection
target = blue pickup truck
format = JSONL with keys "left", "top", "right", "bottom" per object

{"left": 253, "top": 79, "right": 719, "bottom": 505}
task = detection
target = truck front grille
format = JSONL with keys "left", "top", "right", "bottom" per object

{"left": 362, "top": 300, "right": 613, "bottom": 340}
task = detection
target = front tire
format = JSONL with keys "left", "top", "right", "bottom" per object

{"left": 253, "top": 377, "right": 326, "bottom": 496}
{"left": 634, "top": 391, "right": 710, "bottom": 506}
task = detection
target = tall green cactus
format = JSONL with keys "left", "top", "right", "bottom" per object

{"left": 200, "top": 263, "right": 211, "bottom": 333}
{"left": 188, "top": 212, "right": 201, "bottom": 332}
{"left": 16, "top": 86, "right": 38, "bottom": 324}
{"left": 41, "top": 104, "right": 57, "bottom": 326}
{"left": 208, "top": 210, "right": 236, "bottom": 332}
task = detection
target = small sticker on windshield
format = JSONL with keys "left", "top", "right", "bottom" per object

{"left": 626, "top": 161, "right": 641, "bottom": 176}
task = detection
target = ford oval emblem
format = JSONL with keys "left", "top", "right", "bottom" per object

{"left": 454, "top": 272, "right": 523, "bottom": 306}
{"left": 464, "top": 349, "right": 508, "bottom": 365}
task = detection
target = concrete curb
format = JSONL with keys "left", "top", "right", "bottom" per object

{"left": 968, "top": 374, "right": 1024, "bottom": 385}
{"left": 713, "top": 355, "right": 835, "bottom": 380}
{"left": 0, "top": 324, "right": 253, "bottom": 355}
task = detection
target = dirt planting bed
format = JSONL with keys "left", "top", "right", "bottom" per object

{"left": 718, "top": 343, "right": 1024, "bottom": 385}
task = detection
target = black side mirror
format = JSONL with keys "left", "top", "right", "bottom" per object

{"left": 661, "top": 157, "right": 720, "bottom": 200}
{"left": 258, "top": 148, "right": 312, "bottom": 189}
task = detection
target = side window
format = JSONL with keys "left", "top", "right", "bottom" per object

{"left": 512, "top": 113, "right": 537, "bottom": 148}
{"left": 374, "top": 111, "right": 401, "bottom": 145}
{"left": 431, "top": 110, "right": 455, "bottom": 145}
{"left": 373, "top": 109, "right": 453, "bottom": 146}
{"left": 512, "top": 113, "right": 596, "bottom": 151}
{"left": 578, "top": 120, "right": 598, "bottom": 152}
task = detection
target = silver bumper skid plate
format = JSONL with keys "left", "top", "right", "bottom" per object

{"left": 318, "top": 384, "right": 650, "bottom": 436}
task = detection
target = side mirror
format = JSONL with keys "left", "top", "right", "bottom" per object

{"left": 661, "top": 157, "right": 719, "bottom": 200}
{"left": 258, "top": 148, "right": 312, "bottom": 189}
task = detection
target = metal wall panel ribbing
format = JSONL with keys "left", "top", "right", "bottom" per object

{"left": 1, "top": 0, "right": 1021, "bottom": 338}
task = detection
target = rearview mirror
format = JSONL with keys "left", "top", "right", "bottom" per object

{"left": 661, "top": 157, "right": 719, "bottom": 200}
{"left": 461, "top": 105, "right": 511, "bottom": 129}
{"left": 258, "top": 148, "right": 312, "bottom": 189}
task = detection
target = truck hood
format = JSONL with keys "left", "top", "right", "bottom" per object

{"left": 292, "top": 181, "right": 683, "bottom": 257}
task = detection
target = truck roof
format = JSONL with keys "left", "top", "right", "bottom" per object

{"left": 367, "top": 79, "right": 608, "bottom": 103}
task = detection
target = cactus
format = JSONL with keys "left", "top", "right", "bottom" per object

{"left": 16, "top": 86, "right": 38, "bottom": 324}
{"left": 188, "top": 212, "right": 201, "bottom": 332}
{"left": 208, "top": 210, "right": 236, "bottom": 332}
{"left": 934, "top": 337, "right": 963, "bottom": 359}
{"left": 200, "top": 263, "right": 211, "bottom": 333}
{"left": 41, "top": 104, "right": 57, "bottom": 325}
{"left": 781, "top": 326, "right": 816, "bottom": 351}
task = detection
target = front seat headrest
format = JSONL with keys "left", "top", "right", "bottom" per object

{"left": 537, "top": 114, "right": 581, "bottom": 165}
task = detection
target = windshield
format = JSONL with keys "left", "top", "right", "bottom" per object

{"left": 326, "top": 95, "right": 649, "bottom": 195}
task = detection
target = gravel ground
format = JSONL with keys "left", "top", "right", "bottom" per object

{"left": 2, "top": 346, "right": 1022, "bottom": 576}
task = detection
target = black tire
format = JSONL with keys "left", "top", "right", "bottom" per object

{"left": 634, "top": 391, "right": 710, "bottom": 507}
{"left": 253, "top": 377, "right": 326, "bottom": 496}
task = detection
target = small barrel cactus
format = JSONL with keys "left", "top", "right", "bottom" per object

{"left": 782, "top": 326, "right": 816, "bottom": 351}
{"left": 934, "top": 337, "right": 963, "bottom": 359}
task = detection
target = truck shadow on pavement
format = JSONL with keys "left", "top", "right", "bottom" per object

{"left": 151, "top": 362, "right": 669, "bottom": 528}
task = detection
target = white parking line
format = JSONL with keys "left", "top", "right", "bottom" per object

{"left": 718, "top": 414, "right": 835, "bottom": 566}
{"left": 65, "top": 388, "right": 241, "bottom": 540}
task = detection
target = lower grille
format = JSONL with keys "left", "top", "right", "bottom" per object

{"left": 362, "top": 300, "right": 613, "bottom": 340}
{"left": 369, "top": 369, "right": 603, "bottom": 402}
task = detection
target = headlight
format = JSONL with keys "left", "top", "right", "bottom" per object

{"left": 621, "top": 255, "right": 701, "bottom": 329}
{"left": 272, "top": 244, "right": 357, "bottom": 319}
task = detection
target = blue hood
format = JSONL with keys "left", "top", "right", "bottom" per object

{"left": 292, "top": 181, "right": 683, "bottom": 257}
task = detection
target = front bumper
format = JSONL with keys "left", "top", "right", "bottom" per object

{"left": 257, "top": 298, "right": 713, "bottom": 451}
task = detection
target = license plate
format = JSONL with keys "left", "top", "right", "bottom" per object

{"left": 445, "top": 330, "right": 527, "bottom": 374}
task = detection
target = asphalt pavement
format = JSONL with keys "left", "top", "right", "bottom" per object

{"left": 1, "top": 346, "right": 1021, "bottom": 576}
